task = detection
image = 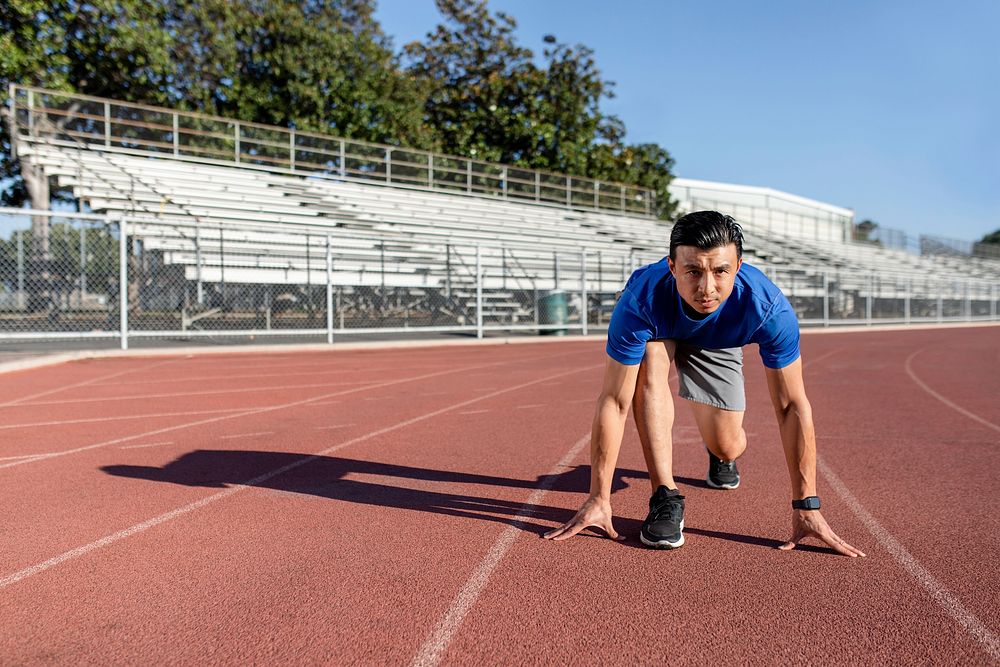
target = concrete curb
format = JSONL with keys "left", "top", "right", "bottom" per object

{"left": 1, "top": 321, "right": 997, "bottom": 376}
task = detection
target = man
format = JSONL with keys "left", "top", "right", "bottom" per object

{"left": 544, "top": 211, "right": 865, "bottom": 557}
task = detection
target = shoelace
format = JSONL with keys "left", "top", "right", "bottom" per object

{"left": 651, "top": 497, "right": 683, "bottom": 522}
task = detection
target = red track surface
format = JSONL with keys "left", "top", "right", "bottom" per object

{"left": 1, "top": 327, "right": 998, "bottom": 665}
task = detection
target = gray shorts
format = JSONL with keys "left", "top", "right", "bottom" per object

{"left": 673, "top": 343, "right": 746, "bottom": 412}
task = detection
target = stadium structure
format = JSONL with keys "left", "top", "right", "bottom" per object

{"left": 2, "top": 85, "right": 998, "bottom": 347}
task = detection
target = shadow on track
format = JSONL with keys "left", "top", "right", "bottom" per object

{"left": 101, "top": 451, "right": 644, "bottom": 535}
{"left": 101, "top": 451, "right": 817, "bottom": 551}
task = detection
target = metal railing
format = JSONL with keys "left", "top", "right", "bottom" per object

{"left": 1, "top": 209, "right": 997, "bottom": 349}
{"left": 8, "top": 84, "right": 655, "bottom": 217}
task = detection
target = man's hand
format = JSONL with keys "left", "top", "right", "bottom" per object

{"left": 779, "top": 509, "right": 866, "bottom": 557}
{"left": 543, "top": 495, "right": 623, "bottom": 542}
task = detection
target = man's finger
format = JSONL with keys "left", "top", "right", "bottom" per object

{"left": 602, "top": 520, "right": 624, "bottom": 541}
{"left": 818, "top": 529, "right": 866, "bottom": 558}
{"left": 542, "top": 524, "right": 567, "bottom": 540}
{"left": 549, "top": 521, "right": 588, "bottom": 542}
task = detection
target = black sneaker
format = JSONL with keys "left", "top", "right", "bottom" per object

{"left": 706, "top": 450, "right": 740, "bottom": 490}
{"left": 639, "top": 486, "right": 685, "bottom": 549}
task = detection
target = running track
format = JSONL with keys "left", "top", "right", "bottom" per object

{"left": 1, "top": 326, "right": 998, "bottom": 665}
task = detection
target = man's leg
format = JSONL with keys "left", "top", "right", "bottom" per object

{"left": 632, "top": 340, "right": 677, "bottom": 491}
{"left": 689, "top": 402, "right": 747, "bottom": 462}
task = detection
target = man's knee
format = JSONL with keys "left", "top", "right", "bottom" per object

{"left": 705, "top": 427, "right": 747, "bottom": 461}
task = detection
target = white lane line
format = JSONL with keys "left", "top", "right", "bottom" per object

{"left": 0, "top": 357, "right": 182, "bottom": 408}
{"left": 219, "top": 432, "right": 274, "bottom": 440}
{"left": 905, "top": 349, "right": 1000, "bottom": 434}
{"left": 458, "top": 409, "right": 491, "bottom": 415}
{"left": 410, "top": 432, "right": 591, "bottom": 667}
{"left": 310, "top": 400, "right": 342, "bottom": 406}
{"left": 0, "top": 454, "right": 49, "bottom": 462}
{"left": 818, "top": 458, "right": 1000, "bottom": 661}
{"left": 315, "top": 424, "right": 355, "bottom": 430}
{"left": 515, "top": 404, "right": 545, "bottom": 409}
{"left": 120, "top": 442, "right": 174, "bottom": 450}
{"left": 0, "top": 364, "right": 488, "bottom": 471}
{"left": 0, "top": 349, "right": 592, "bottom": 473}
{"left": 0, "top": 363, "right": 601, "bottom": 591}
{"left": 7, "top": 380, "right": 384, "bottom": 408}
{"left": 0, "top": 408, "right": 249, "bottom": 430}
{"left": 91, "top": 366, "right": 429, "bottom": 387}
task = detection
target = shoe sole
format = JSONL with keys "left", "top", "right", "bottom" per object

{"left": 706, "top": 477, "right": 740, "bottom": 490}
{"left": 639, "top": 520, "right": 685, "bottom": 549}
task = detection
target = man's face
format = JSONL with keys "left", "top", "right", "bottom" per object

{"left": 667, "top": 244, "right": 743, "bottom": 315}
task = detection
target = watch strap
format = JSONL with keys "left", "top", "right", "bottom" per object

{"left": 792, "top": 496, "right": 821, "bottom": 510}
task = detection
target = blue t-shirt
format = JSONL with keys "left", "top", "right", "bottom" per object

{"left": 606, "top": 259, "right": 800, "bottom": 369}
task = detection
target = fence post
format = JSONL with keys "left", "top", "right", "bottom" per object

{"left": 339, "top": 140, "right": 346, "bottom": 178}
{"left": 234, "top": 121, "right": 241, "bottom": 164}
{"left": 195, "top": 223, "right": 204, "bottom": 305}
{"left": 866, "top": 272, "right": 873, "bottom": 325}
{"left": 27, "top": 89, "right": 34, "bottom": 135}
{"left": 326, "top": 235, "right": 334, "bottom": 344}
{"left": 173, "top": 114, "right": 179, "bottom": 156}
{"left": 905, "top": 276, "right": 911, "bottom": 324}
{"left": 593, "top": 181, "right": 599, "bottom": 210}
{"left": 937, "top": 283, "right": 944, "bottom": 323}
{"left": 992, "top": 283, "right": 998, "bottom": 321}
{"left": 119, "top": 216, "right": 129, "bottom": 350}
{"left": 466, "top": 160, "right": 472, "bottom": 193}
{"left": 565, "top": 176, "right": 571, "bottom": 208}
{"left": 822, "top": 270, "right": 829, "bottom": 326}
{"left": 104, "top": 101, "right": 111, "bottom": 148}
{"left": 428, "top": 154, "right": 433, "bottom": 188}
{"left": 386, "top": 148, "right": 392, "bottom": 184}
{"left": 16, "top": 229, "right": 24, "bottom": 309}
{"left": 535, "top": 171, "right": 540, "bottom": 202}
{"left": 79, "top": 224, "right": 87, "bottom": 308}
{"left": 501, "top": 166, "right": 507, "bottom": 199}
{"left": 289, "top": 130, "right": 296, "bottom": 171}
{"left": 581, "top": 251, "right": 588, "bottom": 336}
{"left": 965, "top": 280, "right": 972, "bottom": 321}
{"left": 476, "top": 244, "right": 483, "bottom": 339}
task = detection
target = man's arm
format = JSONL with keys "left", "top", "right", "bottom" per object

{"left": 764, "top": 358, "right": 866, "bottom": 557}
{"left": 543, "top": 357, "right": 640, "bottom": 542}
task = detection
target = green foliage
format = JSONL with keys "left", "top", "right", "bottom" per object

{"left": 852, "top": 219, "right": 880, "bottom": 244}
{"left": 980, "top": 229, "right": 1000, "bottom": 245}
{"left": 3, "top": 0, "right": 674, "bottom": 216}
{"left": 405, "top": 0, "right": 676, "bottom": 217}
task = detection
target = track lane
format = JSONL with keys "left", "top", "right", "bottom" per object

{"left": 1, "top": 330, "right": 997, "bottom": 664}
{"left": 0, "top": 348, "right": 606, "bottom": 663}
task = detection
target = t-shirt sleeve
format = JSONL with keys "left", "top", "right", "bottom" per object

{"left": 753, "top": 297, "right": 801, "bottom": 369}
{"left": 605, "top": 291, "right": 654, "bottom": 365}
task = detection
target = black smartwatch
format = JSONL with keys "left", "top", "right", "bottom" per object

{"left": 792, "top": 496, "right": 821, "bottom": 510}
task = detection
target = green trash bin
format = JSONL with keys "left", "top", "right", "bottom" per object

{"left": 538, "top": 289, "right": 568, "bottom": 335}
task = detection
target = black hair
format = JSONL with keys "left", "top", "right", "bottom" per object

{"left": 668, "top": 210, "right": 744, "bottom": 260}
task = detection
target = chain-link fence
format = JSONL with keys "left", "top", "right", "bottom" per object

{"left": 1, "top": 209, "right": 998, "bottom": 349}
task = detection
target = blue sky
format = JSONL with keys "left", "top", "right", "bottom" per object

{"left": 375, "top": 0, "right": 999, "bottom": 242}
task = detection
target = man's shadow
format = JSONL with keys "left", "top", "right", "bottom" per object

{"left": 101, "top": 451, "right": 836, "bottom": 553}
{"left": 102, "top": 451, "right": 644, "bottom": 535}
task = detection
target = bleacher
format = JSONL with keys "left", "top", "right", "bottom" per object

{"left": 9, "top": 85, "right": 998, "bottom": 333}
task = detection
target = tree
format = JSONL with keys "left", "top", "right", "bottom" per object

{"left": 160, "top": 0, "right": 428, "bottom": 145}
{"left": 404, "top": 0, "right": 676, "bottom": 218}
{"left": 853, "top": 219, "right": 880, "bottom": 244}
{"left": 981, "top": 229, "right": 1000, "bottom": 245}
{"left": 1, "top": 0, "right": 429, "bottom": 208}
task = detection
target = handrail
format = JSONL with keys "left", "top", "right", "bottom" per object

{"left": 9, "top": 84, "right": 655, "bottom": 217}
